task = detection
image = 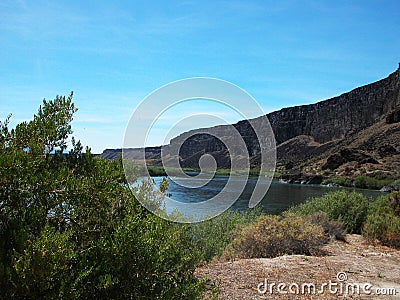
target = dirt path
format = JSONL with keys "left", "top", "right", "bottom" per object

{"left": 196, "top": 235, "right": 400, "bottom": 299}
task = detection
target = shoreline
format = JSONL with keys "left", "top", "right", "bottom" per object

{"left": 146, "top": 165, "right": 398, "bottom": 193}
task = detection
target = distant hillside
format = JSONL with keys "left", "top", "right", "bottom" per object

{"left": 101, "top": 65, "right": 400, "bottom": 178}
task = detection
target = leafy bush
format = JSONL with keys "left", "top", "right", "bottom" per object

{"left": 321, "top": 173, "right": 400, "bottom": 190}
{"left": 305, "top": 212, "right": 346, "bottom": 241}
{"left": 353, "top": 176, "right": 381, "bottom": 189}
{"left": 362, "top": 192, "right": 400, "bottom": 249}
{"left": 287, "top": 190, "right": 370, "bottom": 234}
{"left": 147, "top": 165, "right": 167, "bottom": 176}
{"left": 372, "top": 171, "right": 397, "bottom": 181}
{"left": 189, "top": 209, "right": 262, "bottom": 262}
{"left": 322, "top": 177, "right": 352, "bottom": 187}
{"left": 353, "top": 175, "right": 396, "bottom": 190}
{"left": 363, "top": 213, "right": 400, "bottom": 249}
{"left": 388, "top": 191, "right": 400, "bottom": 215}
{"left": 12, "top": 225, "right": 77, "bottom": 298}
{"left": 391, "top": 179, "right": 400, "bottom": 190}
{"left": 221, "top": 214, "right": 328, "bottom": 260}
{"left": 288, "top": 191, "right": 400, "bottom": 249}
{"left": 0, "top": 94, "right": 206, "bottom": 299}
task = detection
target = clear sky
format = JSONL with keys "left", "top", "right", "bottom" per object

{"left": 1, "top": 0, "right": 399, "bottom": 153}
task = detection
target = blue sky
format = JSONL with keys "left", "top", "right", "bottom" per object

{"left": 1, "top": 0, "right": 399, "bottom": 153}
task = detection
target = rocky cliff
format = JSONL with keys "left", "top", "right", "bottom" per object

{"left": 102, "top": 65, "right": 400, "bottom": 175}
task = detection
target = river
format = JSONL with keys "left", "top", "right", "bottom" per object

{"left": 152, "top": 174, "right": 382, "bottom": 217}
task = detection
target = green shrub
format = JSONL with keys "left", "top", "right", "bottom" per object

{"left": 363, "top": 213, "right": 400, "bottom": 249}
{"left": 12, "top": 225, "right": 77, "bottom": 298}
{"left": 305, "top": 212, "right": 346, "bottom": 241}
{"left": 353, "top": 175, "right": 396, "bottom": 190}
{"left": 367, "top": 194, "right": 396, "bottom": 215}
{"left": 391, "top": 179, "right": 400, "bottom": 190}
{"left": 362, "top": 192, "right": 400, "bottom": 249}
{"left": 189, "top": 209, "right": 262, "bottom": 262}
{"left": 372, "top": 171, "right": 397, "bottom": 181}
{"left": 322, "top": 177, "right": 352, "bottom": 187}
{"left": 388, "top": 191, "right": 400, "bottom": 216}
{"left": 0, "top": 94, "right": 206, "bottom": 299}
{"left": 287, "top": 190, "right": 370, "bottom": 234}
{"left": 147, "top": 165, "right": 167, "bottom": 176}
{"left": 221, "top": 214, "right": 328, "bottom": 260}
{"left": 354, "top": 176, "right": 380, "bottom": 189}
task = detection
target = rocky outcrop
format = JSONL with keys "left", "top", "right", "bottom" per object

{"left": 279, "top": 173, "right": 323, "bottom": 185}
{"left": 380, "top": 185, "right": 398, "bottom": 193}
{"left": 386, "top": 108, "right": 400, "bottom": 124}
{"left": 322, "top": 148, "right": 379, "bottom": 170}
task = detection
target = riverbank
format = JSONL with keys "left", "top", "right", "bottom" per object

{"left": 279, "top": 171, "right": 400, "bottom": 192}
{"left": 147, "top": 165, "right": 399, "bottom": 192}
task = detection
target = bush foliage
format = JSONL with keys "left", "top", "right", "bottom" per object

{"left": 363, "top": 192, "right": 400, "bottom": 248}
{"left": 287, "top": 190, "right": 370, "bottom": 234}
{"left": 0, "top": 93, "right": 205, "bottom": 299}
{"left": 322, "top": 172, "right": 400, "bottom": 190}
{"left": 288, "top": 190, "right": 400, "bottom": 249}
{"left": 221, "top": 214, "right": 328, "bottom": 260}
{"left": 189, "top": 209, "right": 262, "bottom": 262}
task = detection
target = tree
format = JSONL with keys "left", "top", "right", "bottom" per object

{"left": 0, "top": 93, "right": 205, "bottom": 299}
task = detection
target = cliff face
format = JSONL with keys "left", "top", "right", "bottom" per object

{"left": 102, "top": 66, "right": 400, "bottom": 173}
{"left": 266, "top": 68, "right": 400, "bottom": 144}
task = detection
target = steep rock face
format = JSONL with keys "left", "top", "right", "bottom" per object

{"left": 386, "top": 108, "right": 400, "bottom": 124}
{"left": 264, "top": 66, "right": 400, "bottom": 144}
{"left": 101, "top": 148, "right": 122, "bottom": 160}
{"left": 101, "top": 66, "right": 400, "bottom": 172}
{"left": 165, "top": 120, "right": 261, "bottom": 168}
{"left": 172, "top": 67, "right": 400, "bottom": 167}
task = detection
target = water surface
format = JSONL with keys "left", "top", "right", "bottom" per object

{"left": 152, "top": 175, "right": 382, "bottom": 216}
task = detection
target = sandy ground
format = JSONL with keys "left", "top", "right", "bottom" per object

{"left": 196, "top": 235, "right": 400, "bottom": 299}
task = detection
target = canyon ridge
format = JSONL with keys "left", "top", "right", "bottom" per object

{"left": 101, "top": 65, "right": 400, "bottom": 181}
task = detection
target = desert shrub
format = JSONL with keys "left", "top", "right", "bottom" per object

{"left": 362, "top": 192, "right": 400, "bottom": 249}
{"left": 189, "top": 209, "right": 262, "bottom": 262}
{"left": 372, "top": 171, "right": 397, "bottom": 181}
{"left": 305, "top": 212, "right": 346, "bottom": 241}
{"left": 367, "top": 194, "right": 397, "bottom": 215}
{"left": 363, "top": 213, "right": 400, "bottom": 249}
{"left": 322, "top": 177, "right": 352, "bottom": 187}
{"left": 147, "top": 165, "right": 167, "bottom": 176}
{"left": 11, "top": 225, "right": 77, "bottom": 297}
{"left": 353, "top": 175, "right": 396, "bottom": 190}
{"left": 388, "top": 191, "right": 400, "bottom": 216}
{"left": 391, "top": 179, "right": 400, "bottom": 190}
{"left": 287, "top": 190, "right": 370, "bottom": 234}
{"left": 354, "top": 176, "right": 381, "bottom": 189}
{"left": 221, "top": 214, "right": 328, "bottom": 260}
